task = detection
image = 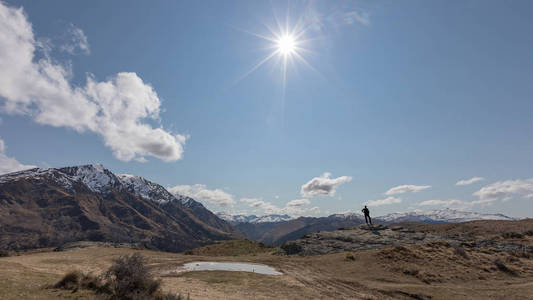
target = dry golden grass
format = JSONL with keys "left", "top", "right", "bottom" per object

{"left": 1, "top": 244, "right": 532, "bottom": 299}
{"left": 183, "top": 239, "right": 272, "bottom": 257}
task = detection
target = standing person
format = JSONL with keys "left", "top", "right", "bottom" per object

{"left": 362, "top": 205, "right": 372, "bottom": 225}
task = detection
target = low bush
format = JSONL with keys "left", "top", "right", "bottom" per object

{"left": 403, "top": 268, "right": 419, "bottom": 276}
{"left": 53, "top": 253, "right": 185, "bottom": 299}
{"left": 280, "top": 242, "right": 302, "bottom": 255}
{"left": 502, "top": 232, "right": 524, "bottom": 239}
{"left": 105, "top": 253, "right": 161, "bottom": 299}
{"left": 53, "top": 270, "right": 105, "bottom": 292}
{"left": 0, "top": 250, "right": 10, "bottom": 257}
{"left": 344, "top": 252, "right": 355, "bottom": 261}
{"left": 453, "top": 247, "right": 468, "bottom": 259}
{"left": 494, "top": 259, "right": 518, "bottom": 276}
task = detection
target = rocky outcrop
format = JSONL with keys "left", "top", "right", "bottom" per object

{"left": 280, "top": 224, "right": 533, "bottom": 256}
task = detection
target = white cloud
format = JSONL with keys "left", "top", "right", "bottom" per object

{"left": 385, "top": 185, "right": 431, "bottom": 195}
{"left": 0, "top": 138, "right": 37, "bottom": 175}
{"left": 239, "top": 197, "right": 316, "bottom": 216}
{"left": 286, "top": 199, "right": 310, "bottom": 207}
{"left": 308, "top": 206, "right": 320, "bottom": 213}
{"left": 418, "top": 199, "right": 473, "bottom": 210}
{"left": 366, "top": 196, "right": 402, "bottom": 207}
{"left": 60, "top": 23, "right": 90, "bottom": 55}
{"left": 344, "top": 10, "right": 370, "bottom": 26}
{"left": 300, "top": 172, "right": 352, "bottom": 197}
{"left": 168, "top": 184, "right": 234, "bottom": 207}
{"left": 240, "top": 197, "right": 261, "bottom": 204}
{"left": 0, "top": 2, "right": 186, "bottom": 162}
{"left": 473, "top": 179, "right": 533, "bottom": 203}
{"left": 456, "top": 177, "right": 485, "bottom": 186}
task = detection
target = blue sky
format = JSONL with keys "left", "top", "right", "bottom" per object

{"left": 1, "top": 0, "right": 532, "bottom": 218}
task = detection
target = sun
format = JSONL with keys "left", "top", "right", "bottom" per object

{"left": 236, "top": 16, "right": 315, "bottom": 91}
{"left": 277, "top": 34, "right": 296, "bottom": 56}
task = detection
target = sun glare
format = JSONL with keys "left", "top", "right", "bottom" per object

{"left": 277, "top": 34, "right": 296, "bottom": 55}
{"left": 236, "top": 16, "right": 315, "bottom": 92}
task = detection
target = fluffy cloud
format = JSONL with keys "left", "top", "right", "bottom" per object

{"left": 384, "top": 185, "right": 431, "bottom": 195}
{"left": 239, "top": 197, "right": 315, "bottom": 215}
{"left": 473, "top": 179, "right": 533, "bottom": 204}
{"left": 300, "top": 172, "right": 352, "bottom": 197}
{"left": 0, "top": 138, "right": 36, "bottom": 175}
{"left": 286, "top": 199, "right": 311, "bottom": 207}
{"left": 0, "top": 2, "right": 186, "bottom": 162}
{"left": 456, "top": 177, "right": 485, "bottom": 186}
{"left": 168, "top": 184, "right": 234, "bottom": 207}
{"left": 366, "top": 196, "right": 402, "bottom": 207}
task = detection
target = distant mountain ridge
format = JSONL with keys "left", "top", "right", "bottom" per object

{"left": 216, "top": 212, "right": 294, "bottom": 224}
{"left": 0, "top": 164, "right": 238, "bottom": 251}
{"left": 218, "top": 209, "right": 516, "bottom": 245}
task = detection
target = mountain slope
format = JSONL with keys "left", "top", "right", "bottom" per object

{"left": 0, "top": 164, "right": 236, "bottom": 252}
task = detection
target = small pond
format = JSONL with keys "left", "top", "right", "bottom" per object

{"left": 178, "top": 262, "right": 282, "bottom": 275}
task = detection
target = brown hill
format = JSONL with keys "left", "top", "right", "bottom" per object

{"left": 0, "top": 165, "right": 237, "bottom": 252}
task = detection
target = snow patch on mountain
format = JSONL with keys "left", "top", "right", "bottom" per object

{"left": 217, "top": 212, "right": 294, "bottom": 224}
{"left": 0, "top": 164, "right": 119, "bottom": 193}
{"left": 377, "top": 208, "right": 517, "bottom": 223}
{"left": 0, "top": 164, "right": 201, "bottom": 207}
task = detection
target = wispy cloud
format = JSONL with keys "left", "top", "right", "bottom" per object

{"left": 300, "top": 172, "right": 352, "bottom": 197}
{"left": 59, "top": 23, "right": 90, "bottom": 55}
{"left": 456, "top": 177, "right": 485, "bottom": 186}
{"left": 366, "top": 196, "right": 402, "bottom": 207}
{"left": 286, "top": 199, "right": 310, "bottom": 207}
{"left": 418, "top": 199, "right": 473, "bottom": 210}
{"left": 385, "top": 185, "right": 431, "bottom": 195}
{"left": 0, "top": 2, "right": 186, "bottom": 162}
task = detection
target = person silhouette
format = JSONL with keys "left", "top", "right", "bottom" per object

{"left": 362, "top": 205, "right": 372, "bottom": 225}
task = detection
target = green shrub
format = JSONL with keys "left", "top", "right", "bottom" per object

{"left": 0, "top": 250, "right": 10, "bottom": 257}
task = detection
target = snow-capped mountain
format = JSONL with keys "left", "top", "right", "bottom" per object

{"left": 118, "top": 173, "right": 180, "bottom": 204}
{"left": 216, "top": 212, "right": 294, "bottom": 224}
{"left": 0, "top": 164, "right": 239, "bottom": 252}
{"left": 0, "top": 164, "right": 121, "bottom": 193}
{"left": 0, "top": 164, "right": 236, "bottom": 231}
{"left": 0, "top": 164, "right": 203, "bottom": 208}
{"left": 329, "top": 212, "right": 365, "bottom": 221}
{"left": 376, "top": 208, "right": 516, "bottom": 223}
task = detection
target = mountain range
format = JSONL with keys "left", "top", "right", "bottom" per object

{"left": 217, "top": 209, "right": 516, "bottom": 245}
{"left": 0, "top": 164, "right": 238, "bottom": 252}
{"left": 0, "top": 163, "right": 518, "bottom": 251}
